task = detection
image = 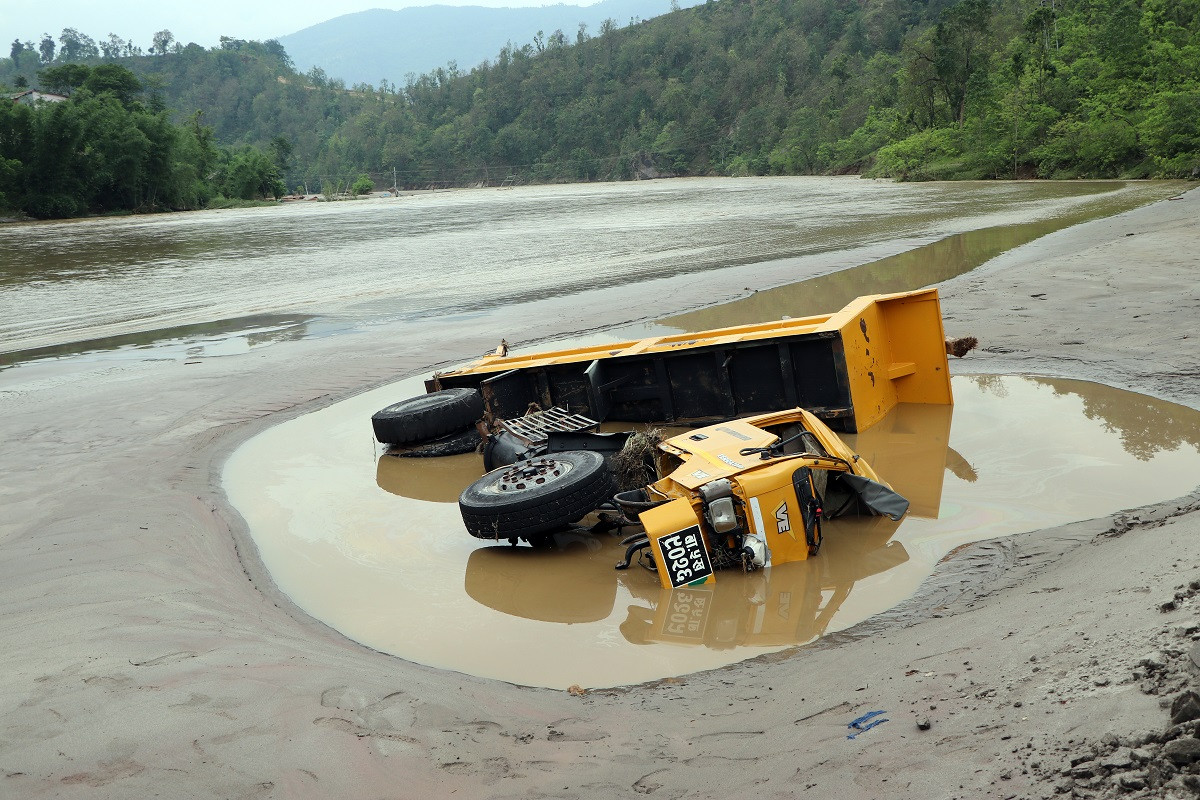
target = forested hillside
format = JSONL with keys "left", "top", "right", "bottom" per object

{"left": 0, "top": 58, "right": 289, "bottom": 218}
{"left": 278, "top": 0, "right": 704, "bottom": 89}
{"left": 3, "top": 0, "right": 1198, "bottom": 218}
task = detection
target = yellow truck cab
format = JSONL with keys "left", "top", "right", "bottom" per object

{"left": 624, "top": 408, "right": 909, "bottom": 589}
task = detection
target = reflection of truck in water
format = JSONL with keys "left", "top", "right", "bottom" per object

{"left": 460, "top": 516, "right": 909, "bottom": 650}
{"left": 622, "top": 517, "right": 906, "bottom": 649}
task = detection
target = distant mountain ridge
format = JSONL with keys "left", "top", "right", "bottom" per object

{"left": 277, "top": 0, "right": 702, "bottom": 87}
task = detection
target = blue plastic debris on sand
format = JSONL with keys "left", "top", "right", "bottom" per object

{"left": 846, "top": 710, "right": 889, "bottom": 739}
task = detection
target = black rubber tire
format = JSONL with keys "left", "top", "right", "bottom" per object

{"left": 391, "top": 426, "right": 481, "bottom": 458}
{"left": 371, "top": 388, "right": 483, "bottom": 445}
{"left": 459, "top": 450, "right": 616, "bottom": 540}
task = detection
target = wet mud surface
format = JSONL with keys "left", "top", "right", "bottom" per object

{"left": 225, "top": 373, "right": 1200, "bottom": 688}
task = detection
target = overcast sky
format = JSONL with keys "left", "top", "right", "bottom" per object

{"left": 3, "top": 1, "right": 596, "bottom": 50}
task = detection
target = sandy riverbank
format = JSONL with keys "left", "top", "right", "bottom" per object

{"left": 1, "top": 187, "right": 1198, "bottom": 799}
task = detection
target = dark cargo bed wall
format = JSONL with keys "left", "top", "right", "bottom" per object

{"left": 434, "top": 331, "right": 856, "bottom": 428}
{"left": 790, "top": 336, "right": 852, "bottom": 417}
{"left": 602, "top": 358, "right": 664, "bottom": 422}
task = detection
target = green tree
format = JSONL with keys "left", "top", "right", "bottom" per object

{"left": 1142, "top": 90, "right": 1200, "bottom": 175}
{"left": 58, "top": 28, "right": 100, "bottom": 61}
{"left": 218, "top": 147, "right": 285, "bottom": 199}
{"left": 38, "top": 63, "right": 91, "bottom": 95}
{"left": 150, "top": 30, "right": 175, "bottom": 56}
{"left": 38, "top": 34, "right": 55, "bottom": 63}
{"left": 99, "top": 34, "right": 127, "bottom": 60}
{"left": 0, "top": 101, "right": 33, "bottom": 210}
{"left": 25, "top": 100, "right": 87, "bottom": 217}
{"left": 269, "top": 135, "right": 294, "bottom": 177}
{"left": 81, "top": 64, "right": 143, "bottom": 106}
{"left": 931, "top": 0, "right": 992, "bottom": 126}
{"left": 74, "top": 94, "right": 153, "bottom": 210}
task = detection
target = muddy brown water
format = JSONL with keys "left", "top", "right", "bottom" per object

{"left": 224, "top": 374, "right": 1200, "bottom": 688}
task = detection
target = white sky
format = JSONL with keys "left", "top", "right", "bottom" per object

{"left": 3, "top": 1, "right": 593, "bottom": 49}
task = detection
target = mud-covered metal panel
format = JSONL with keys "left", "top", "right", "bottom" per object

{"left": 479, "top": 369, "right": 539, "bottom": 421}
{"left": 538, "top": 364, "right": 593, "bottom": 417}
{"left": 450, "top": 332, "right": 859, "bottom": 430}
{"left": 583, "top": 359, "right": 611, "bottom": 421}
{"left": 602, "top": 358, "right": 670, "bottom": 422}
{"left": 426, "top": 289, "right": 952, "bottom": 434}
{"left": 728, "top": 344, "right": 791, "bottom": 415}
{"left": 665, "top": 351, "right": 730, "bottom": 421}
{"left": 789, "top": 335, "right": 847, "bottom": 411}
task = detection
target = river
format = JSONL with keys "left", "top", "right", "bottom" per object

{"left": 0, "top": 177, "right": 1179, "bottom": 365}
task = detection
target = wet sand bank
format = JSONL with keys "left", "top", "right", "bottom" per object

{"left": 1, "top": 186, "right": 1198, "bottom": 799}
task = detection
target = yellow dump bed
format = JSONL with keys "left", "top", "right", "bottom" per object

{"left": 429, "top": 288, "right": 952, "bottom": 433}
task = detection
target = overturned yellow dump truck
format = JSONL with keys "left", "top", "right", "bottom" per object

{"left": 372, "top": 287, "right": 957, "bottom": 582}
{"left": 425, "top": 287, "right": 953, "bottom": 434}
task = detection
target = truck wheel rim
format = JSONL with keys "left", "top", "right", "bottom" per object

{"left": 492, "top": 457, "right": 573, "bottom": 492}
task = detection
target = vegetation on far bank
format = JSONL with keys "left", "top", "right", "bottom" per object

{"left": 0, "top": 60, "right": 288, "bottom": 218}
{"left": 2, "top": 0, "right": 1198, "bottom": 219}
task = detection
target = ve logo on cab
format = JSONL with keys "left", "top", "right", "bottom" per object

{"left": 774, "top": 501, "right": 794, "bottom": 539}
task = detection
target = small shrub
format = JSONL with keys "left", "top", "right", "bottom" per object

{"left": 866, "top": 128, "right": 965, "bottom": 180}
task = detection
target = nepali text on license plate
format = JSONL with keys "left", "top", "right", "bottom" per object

{"left": 656, "top": 525, "right": 714, "bottom": 588}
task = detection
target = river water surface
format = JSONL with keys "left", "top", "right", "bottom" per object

{"left": 0, "top": 177, "right": 1180, "bottom": 363}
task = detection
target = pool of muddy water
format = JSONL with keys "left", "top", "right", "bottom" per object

{"left": 224, "top": 373, "right": 1200, "bottom": 688}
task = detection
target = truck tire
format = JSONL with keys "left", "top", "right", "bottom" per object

{"left": 371, "top": 388, "right": 483, "bottom": 445}
{"left": 459, "top": 451, "right": 616, "bottom": 540}
{"left": 391, "top": 425, "right": 481, "bottom": 458}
